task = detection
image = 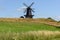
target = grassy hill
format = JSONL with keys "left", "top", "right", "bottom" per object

{"left": 0, "top": 18, "right": 60, "bottom": 32}
{"left": 0, "top": 18, "right": 60, "bottom": 40}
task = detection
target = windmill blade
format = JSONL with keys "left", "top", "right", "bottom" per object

{"left": 29, "top": 2, "right": 34, "bottom": 7}
{"left": 24, "top": 9, "right": 27, "bottom": 13}
{"left": 23, "top": 3, "right": 28, "bottom": 7}
{"left": 31, "top": 8, "right": 35, "bottom": 12}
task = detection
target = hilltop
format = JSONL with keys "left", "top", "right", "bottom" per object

{"left": 0, "top": 18, "right": 60, "bottom": 27}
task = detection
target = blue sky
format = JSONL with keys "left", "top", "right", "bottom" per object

{"left": 0, "top": 0, "right": 60, "bottom": 21}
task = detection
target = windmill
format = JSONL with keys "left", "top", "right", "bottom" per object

{"left": 23, "top": 2, "right": 35, "bottom": 18}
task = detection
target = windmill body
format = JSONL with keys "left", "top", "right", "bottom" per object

{"left": 23, "top": 2, "right": 34, "bottom": 18}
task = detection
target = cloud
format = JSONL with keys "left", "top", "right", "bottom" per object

{"left": 57, "top": 16, "right": 60, "bottom": 18}
{"left": 54, "top": 16, "right": 60, "bottom": 19}
{"left": 17, "top": 7, "right": 26, "bottom": 12}
{"left": 54, "top": 16, "right": 60, "bottom": 21}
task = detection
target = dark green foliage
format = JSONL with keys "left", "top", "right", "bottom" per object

{"left": 47, "top": 17, "right": 56, "bottom": 22}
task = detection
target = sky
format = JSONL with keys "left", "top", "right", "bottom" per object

{"left": 0, "top": 0, "right": 60, "bottom": 21}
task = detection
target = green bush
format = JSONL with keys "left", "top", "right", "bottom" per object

{"left": 47, "top": 17, "right": 56, "bottom": 22}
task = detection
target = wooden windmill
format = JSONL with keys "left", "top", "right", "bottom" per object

{"left": 23, "top": 2, "right": 35, "bottom": 18}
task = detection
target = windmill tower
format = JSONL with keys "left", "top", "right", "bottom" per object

{"left": 23, "top": 2, "right": 34, "bottom": 18}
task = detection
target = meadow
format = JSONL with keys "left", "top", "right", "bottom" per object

{"left": 0, "top": 18, "right": 60, "bottom": 40}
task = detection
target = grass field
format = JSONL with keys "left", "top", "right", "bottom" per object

{"left": 0, "top": 18, "right": 60, "bottom": 40}
{"left": 0, "top": 21, "right": 60, "bottom": 32}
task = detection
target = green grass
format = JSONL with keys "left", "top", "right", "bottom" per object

{"left": 0, "top": 21, "right": 60, "bottom": 32}
{"left": 0, "top": 21, "right": 60, "bottom": 40}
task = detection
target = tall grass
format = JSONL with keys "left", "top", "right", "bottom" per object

{"left": 0, "top": 31, "right": 60, "bottom": 40}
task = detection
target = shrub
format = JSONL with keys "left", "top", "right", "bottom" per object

{"left": 47, "top": 17, "right": 56, "bottom": 22}
{"left": 20, "top": 16, "right": 24, "bottom": 18}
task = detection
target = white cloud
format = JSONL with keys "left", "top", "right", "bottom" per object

{"left": 17, "top": 7, "right": 26, "bottom": 12}
{"left": 56, "top": 16, "right": 60, "bottom": 18}
{"left": 54, "top": 16, "right": 60, "bottom": 21}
